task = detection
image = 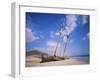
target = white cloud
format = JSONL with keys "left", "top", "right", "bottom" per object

{"left": 66, "top": 15, "right": 77, "bottom": 26}
{"left": 50, "top": 31, "right": 55, "bottom": 38}
{"left": 55, "top": 32, "right": 60, "bottom": 36}
{"left": 56, "top": 15, "right": 78, "bottom": 43}
{"left": 47, "top": 41, "right": 58, "bottom": 48}
{"left": 82, "top": 15, "right": 88, "bottom": 24}
{"left": 26, "top": 27, "right": 39, "bottom": 43}
{"left": 63, "top": 36, "right": 68, "bottom": 43}
{"left": 69, "top": 39, "right": 73, "bottom": 43}
{"left": 65, "top": 15, "right": 78, "bottom": 35}
{"left": 87, "top": 32, "right": 89, "bottom": 38}
{"left": 82, "top": 32, "right": 89, "bottom": 40}
{"left": 55, "top": 29, "right": 63, "bottom": 36}
{"left": 57, "top": 15, "right": 78, "bottom": 36}
{"left": 46, "top": 41, "right": 61, "bottom": 55}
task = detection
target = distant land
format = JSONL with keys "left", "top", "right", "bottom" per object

{"left": 26, "top": 50, "right": 48, "bottom": 56}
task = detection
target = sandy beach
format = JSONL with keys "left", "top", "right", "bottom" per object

{"left": 26, "top": 56, "right": 89, "bottom": 67}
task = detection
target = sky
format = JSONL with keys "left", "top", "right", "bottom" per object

{"left": 26, "top": 12, "right": 89, "bottom": 57}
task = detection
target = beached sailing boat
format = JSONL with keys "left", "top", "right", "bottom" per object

{"left": 40, "top": 21, "right": 70, "bottom": 63}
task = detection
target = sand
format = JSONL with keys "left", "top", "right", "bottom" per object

{"left": 26, "top": 56, "right": 89, "bottom": 67}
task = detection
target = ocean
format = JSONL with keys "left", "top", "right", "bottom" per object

{"left": 71, "top": 56, "right": 89, "bottom": 63}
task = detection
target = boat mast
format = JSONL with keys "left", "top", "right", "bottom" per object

{"left": 62, "top": 22, "right": 72, "bottom": 58}
{"left": 54, "top": 32, "right": 61, "bottom": 57}
{"left": 62, "top": 35, "right": 69, "bottom": 57}
{"left": 53, "top": 21, "right": 64, "bottom": 57}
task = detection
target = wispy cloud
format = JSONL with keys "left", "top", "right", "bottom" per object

{"left": 50, "top": 31, "right": 55, "bottom": 38}
{"left": 69, "top": 39, "right": 73, "bottom": 43}
{"left": 26, "top": 27, "right": 40, "bottom": 43}
{"left": 65, "top": 15, "right": 78, "bottom": 35}
{"left": 82, "top": 32, "right": 89, "bottom": 40}
{"left": 46, "top": 41, "right": 59, "bottom": 48}
{"left": 56, "top": 15, "right": 78, "bottom": 43}
{"left": 63, "top": 36, "right": 68, "bottom": 43}
{"left": 82, "top": 15, "right": 88, "bottom": 25}
{"left": 46, "top": 41, "right": 61, "bottom": 55}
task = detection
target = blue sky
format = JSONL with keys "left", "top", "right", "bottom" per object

{"left": 26, "top": 12, "right": 89, "bottom": 56}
